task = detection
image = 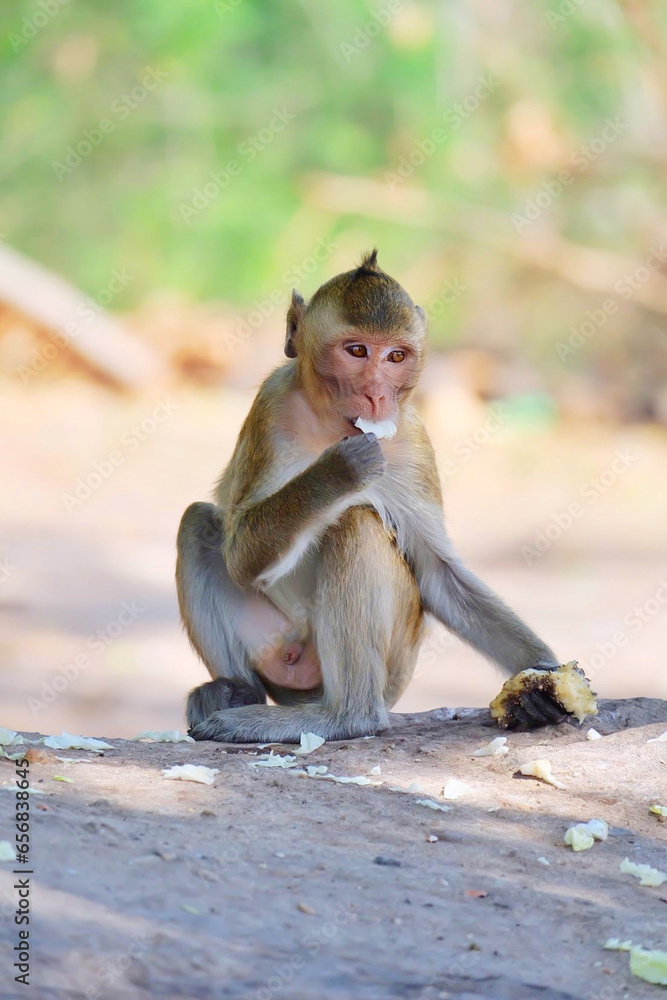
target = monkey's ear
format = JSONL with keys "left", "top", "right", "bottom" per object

{"left": 285, "top": 289, "right": 305, "bottom": 358}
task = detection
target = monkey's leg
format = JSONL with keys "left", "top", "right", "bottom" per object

{"left": 177, "top": 502, "right": 268, "bottom": 728}
{"left": 189, "top": 507, "right": 412, "bottom": 743}
{"left": 178, "top": 502, "right": 322, "bottom": 729}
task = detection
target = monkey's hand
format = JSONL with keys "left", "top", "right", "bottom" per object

{"left": 511, "top": 672, "right": 569, "bottom": 730}
{"left": 327, "top": 432, "right": 386, "bottom": 489}
{"left": 491, "top": 663, "right": 598, "bottom": 730}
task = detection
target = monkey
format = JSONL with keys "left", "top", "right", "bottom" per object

{"left": 176, "top": 250, "right": 566, "bottom": 743}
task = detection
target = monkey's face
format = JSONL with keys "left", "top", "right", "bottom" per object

{"left": 289, "top": 252, "right": 426, "bottom": 429}
{"left": 315, "top": 332, "right": 422, "bottom": 425}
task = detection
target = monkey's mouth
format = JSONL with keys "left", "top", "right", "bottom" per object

{"left": 351, "top": 416, "right": 398, "bottom": 440}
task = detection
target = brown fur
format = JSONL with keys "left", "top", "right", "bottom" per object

{"left": 176, "top": 252, "right": 560, "bottom": 743}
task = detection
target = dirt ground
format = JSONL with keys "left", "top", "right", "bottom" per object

{"left": 1, "top": 698, "right": 666, "bottom": 999}
{"left": 2, "top": 373, "right": 667, "bottom": 997}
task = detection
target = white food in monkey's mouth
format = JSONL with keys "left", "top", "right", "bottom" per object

{"left": 354, "top": 417, "right": 397, "bottom": 439}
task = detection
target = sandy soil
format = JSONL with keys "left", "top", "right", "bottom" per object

{"left": 0, "top": 698, "right": 666, "bottom": 999}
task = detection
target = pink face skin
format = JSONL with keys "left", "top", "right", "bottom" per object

{"left": 324, "top": 336, "right": 418, "bottom": 426}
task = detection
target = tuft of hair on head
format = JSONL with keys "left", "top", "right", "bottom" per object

{"left": 354, "top": 248, "right": 382, "bottom": 279}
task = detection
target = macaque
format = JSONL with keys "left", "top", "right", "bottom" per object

{"left": 176, "top": 251, "right": 564, "bottom": 742}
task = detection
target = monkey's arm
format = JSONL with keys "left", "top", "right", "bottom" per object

{"left": 225, "top": 434, "right": 384, "bottom": 590}
{"left": 416, "top": 544, "right": 558, "bottom": 676}
{"left": 404, "top": 421, "right": 558, "bottom": 677}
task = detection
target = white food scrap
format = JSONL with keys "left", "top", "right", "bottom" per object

{"left": 537, "top": 857, "right": 550, "bottom": 866}
{"left": 649, "top": 804, "right": 667, "bottom": 817}
{"left": 0, "top": 728, "right": 26, "bottom": 746}
{"left": 161, "top": 764, "right": 219, "bottom": 785}
{"left": 585, "top": 818, "right": 609, "bottom": 841}
{"left": 586, "top": 728, "right": 602, "bottom": 740}
{"left": 135, "top": 730, "right": 195, "bottom": 744}
{"left": 629, "top": 947, "right": 667, "bottom": 986}
{"left": 52, "top": 775, "right": 74, "bottom": 783}
{"left": 386, "top": 782, "right": 425, "bottom": 794}
{"left": 250, "top": 751, "right": 298, "bottom": 769}
{"left": 415, "top": 799, "right": 452, "bottom": 813}
{"left": 42, "top": 731, "right": 113, "bottom": 752}
{"left": 354, "top": 417, "right": 397, "bottom": 439}
{"left": 564, "top": 818, "right": 608, "bottom": 851}
{"left": 294, "top": 733, "right": 325, "bottom": 755}
{"left": 647, "top": 731, "right": 667, "bottom": 743}
{"left": 620, "top": 857, "right": 666, "bottom": 887}
{"left": 0, "top": 841, "right": 16, "bottom": 862}
{"left": 519, "top": 759, "right": 566, "bottom": 789}
{"left": 442, "top": 779, "right": 469, "bottom": 800}
{"left": 426, "top": 835, "right": 438, "bottom": 843}
{"left": 367, "top": 764, "right": 382, "bottom": 776}
{"left": 0, "top": 782, "right": 46, "bottom": 795}
{"left": 604, "top": 939, "right": 633, "bottom": 951}
{"left": 325, "top": 774, "right": 381, "bottom": 786}
{"left": 565, "top": 826, "right": 594, "bottom": 852}
{"left": 289, "top": 767, "right": 377, "bottom": 784}
{"left": 471, "top": 736, "right": 508, "bottom": 757}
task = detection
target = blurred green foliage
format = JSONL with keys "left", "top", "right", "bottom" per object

{"left": 1, "top": 0, "right": 666, "bottom": 377}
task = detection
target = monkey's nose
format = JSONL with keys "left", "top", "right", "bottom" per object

{"left": 365, "top": 394, "right": 385, "bottom": 417}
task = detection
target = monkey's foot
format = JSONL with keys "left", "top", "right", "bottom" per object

{"left": 189, "top": 704, "right": 386, "bottom": 744}
{"left": 186, "top": 677, "right": 265, "bottom": 731}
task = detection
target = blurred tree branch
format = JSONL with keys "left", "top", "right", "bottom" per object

{"left": 0, "top": 245, "right": 166, "bottom": 389}
{"left": 304, "top": 172, "right": 667, "bottom": 317}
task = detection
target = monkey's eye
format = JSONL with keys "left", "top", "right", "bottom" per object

{"left": 346, "top": 345, "right": 367, "bottom": 358}
{"left": 387, "top": 350, "right": 406, "bottom": 363}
